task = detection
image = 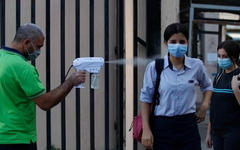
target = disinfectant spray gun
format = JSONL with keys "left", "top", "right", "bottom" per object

{"left": 73, "top": 57, "right": 104, "bottom": 89}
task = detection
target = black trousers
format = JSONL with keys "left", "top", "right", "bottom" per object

{"left": 152, "top": 113, "right": 201, "bottom": 150}
{"left": 0, "top": 142, "right": 37, "bottom": 150}
{"left": 212, "top": 127, "right": 240, "bottom": 150}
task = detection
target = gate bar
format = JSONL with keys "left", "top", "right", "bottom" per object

{"left": 46, "top": 0, "right": 51, "bottom": 149}
{"left": 60, "top": 0, "right": 66, "bottom": 149}
{"left": 90, "top": 0, "right": 95, "bottom": 149}
{"left": 75, "top": 0, "right": 81, "bottom": 149}
{"left": 104, "top": 0, "right": 110, "bottom": 149}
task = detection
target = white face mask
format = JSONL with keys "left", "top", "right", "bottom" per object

{"left": 26, "top": 42, "right": 41, "bottom": 61}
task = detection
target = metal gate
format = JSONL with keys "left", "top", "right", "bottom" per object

{"left": 0, "top": 0, "right": 125, "bottom": 149}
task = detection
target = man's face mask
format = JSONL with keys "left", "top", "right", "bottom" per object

{"left": 168, "top": 44, "right": 187, "bottom": 58}
{"left": 26, "top": 42, "right": 41, "bottom": 61}
{"left": 217, "top": 58, "right": 232, "bottom": 70}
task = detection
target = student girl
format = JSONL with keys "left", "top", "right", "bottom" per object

{"left": 206, "top": 40, "right": 240, "bottom": 150}
{"left": 140, "top": 23, "right": 212, "bottom": 150}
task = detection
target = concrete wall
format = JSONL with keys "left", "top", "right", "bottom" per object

{"left": 161, "top": 0, "right": 180, "bottom": 56}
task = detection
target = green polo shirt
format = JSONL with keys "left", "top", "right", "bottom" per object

{"left": 0, "top": 47, "right": 45, "bottom": 144}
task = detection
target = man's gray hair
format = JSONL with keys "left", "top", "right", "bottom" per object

{"left": 13, "top": 23, "right": 44, "bottom": 43}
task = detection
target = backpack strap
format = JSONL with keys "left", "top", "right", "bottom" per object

{"left": 152, "top": 58, "right": 164, "bottom": 108}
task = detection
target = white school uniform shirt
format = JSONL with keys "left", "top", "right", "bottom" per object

{"left": 140, "top": 54, "right": 213, "bottom": 116}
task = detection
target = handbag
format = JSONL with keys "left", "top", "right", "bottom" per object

{"left": 129, "top": 58, "right": 164, "bottom": 143}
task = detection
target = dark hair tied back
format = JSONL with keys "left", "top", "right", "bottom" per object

{"left": 164, "top": 23, "right": 188, "bottom": 42}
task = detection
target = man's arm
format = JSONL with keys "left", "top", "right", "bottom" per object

{"left": 33, "top": 71, "right": 86, "bottom": 111}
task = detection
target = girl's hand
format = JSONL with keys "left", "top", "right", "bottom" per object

{"left": 196, "top": 103, "right": 208, "bottom": 123}
{"left": 205, "top": 132, "right": 212, "bottom": 148}
{"left": 141, "top": 128, "right": 154, "bottom": 150}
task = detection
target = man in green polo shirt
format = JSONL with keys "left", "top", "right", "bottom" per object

{"left": 0, "top": 23, "right": 86, "bottom": 150}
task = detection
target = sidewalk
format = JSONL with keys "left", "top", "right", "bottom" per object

{"left": 199, "top": 111, "right": 214, "bottom": 150}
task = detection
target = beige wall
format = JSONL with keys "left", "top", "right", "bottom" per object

{"left": 137, "top": 0, "right": 147, "bottom": 149}
{"left": 3, "top": 0, "right": 118, "bottom": 150}
{"left": 161, "top": 0, "right": 180, "bottom": 57}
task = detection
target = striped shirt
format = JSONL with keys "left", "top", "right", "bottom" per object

{"left": 210, "top": 68, "right": 240, "bottom": 130}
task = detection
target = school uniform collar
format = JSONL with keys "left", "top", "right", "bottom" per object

{"left": 184, "top": 56, "right": 192, "bottom": 69}
{"left": 164, "top": 53, "right": 192, "bottom": 70}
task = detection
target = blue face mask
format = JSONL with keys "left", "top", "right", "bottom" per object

{"left": 217, "top": 58, "right": 232, "bottom": 70}
{"left": 168, "top": 44, "right": 187, "bottom": 58}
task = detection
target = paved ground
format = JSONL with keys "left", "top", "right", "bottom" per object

{"left": 199, "top": 111, "right": 214, "bottom": 150}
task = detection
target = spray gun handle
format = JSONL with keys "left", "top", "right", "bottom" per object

{"left": 75, "top": 83, "right": 84, "bottom": 88}
{"left": 72, "top": 68, "right": 85, "bottom": 88}
{"left": 72, "top": 57, "right": 104, "bottom": 88}
{"left": 75, "top": 69, "right": 86, "bottom": 88}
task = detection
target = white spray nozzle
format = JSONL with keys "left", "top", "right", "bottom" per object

{"left": 72, "top": 57, "right": 104, "bottom": 88}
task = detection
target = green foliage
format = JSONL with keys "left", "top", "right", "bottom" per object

{"left": 50, "top": 145, "right": 60, "bottom": 150}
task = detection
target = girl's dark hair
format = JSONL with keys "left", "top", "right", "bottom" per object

{"left": 217, "top": 40, "right": 240, "bottom": 65}
{"left": 164, "top": 23, "right": 188, "bottom": 42}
